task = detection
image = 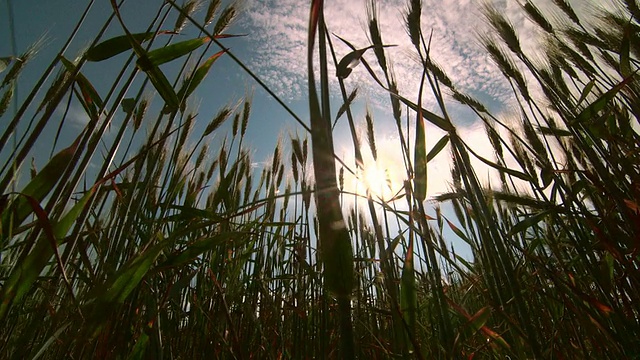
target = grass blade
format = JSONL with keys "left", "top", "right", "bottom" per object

{"left": 85, "top": 32, "right": 158, "bottom": 61}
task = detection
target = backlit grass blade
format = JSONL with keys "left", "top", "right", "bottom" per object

{"left": 91, "top": 232, "right": 168, "bottom": 305}
{"left": 0, "top": 148, "right": 149, "bottom": 321}
{"left": 4, "top": 0, "right": 640, "bottom": 357}
{"left": 507, "top": 210, "right": 551, "bottom": 236}
{"left": 307, "top": 0, "right": 353, "bottom": 299}
{"left": 400, "top": 236, "right": 417, "bottom": 339}
{"left": 448, "top": 302, "right": 511, "bottom": 351}
{"left": 0, "top": 233, "right": 54, "bottom": 321}
{"left": 0, "top": 192, "right": 86, "bottom": 322}
{"left": 177, "top": 49, "right": 227, "bottom": 107}
{"left": 308, "top": 1, "right": 355, "bottom": 357}
{"left": 333, "top": 87, "right": 357, "bottom": 126}
{"left": 571, "top": 75, "right": 636, "bottom": 126}
{"left": 128, "top": 332, "right": 150, "bottom": 360}
{"left": 444, "top": 216, "right": 473, "bottom": 246}
{"left": 426, "top": 134, "right": 449, "bottom": 162}
{"left": 619, "top": 22, "right": 632, "bottom": 78}
{"left": 21, "top": 194, "right": 77, "bottom": 308}
{"left": 59, "top": 56, "right": 104, "bottom": 120}
{"left": 31, "top": 323, "right": 71, "bottom": 360}
{"left": 397, "top": 94, "right": 454, "bottom": 132}
{"left": 109, "top": 0, "right": 180, "bottom": 112}
{"left": 463, "top": 141, "right": 533, "bottom": 182}
{"left": 158, "top": 232, "right": 238, "bottom": 268}
{"left": 1, "top": 137, "right": 78, "bottom": 238}
{"left": 85, "top": 31, "right": 158, "bottom": 62}
{"left": 414, "top": 70, "right": 427, "bottom": 201}
{"left": 144, "top": 37, "right": 211, "bottom": 67}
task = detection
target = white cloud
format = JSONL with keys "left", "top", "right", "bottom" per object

{"left": 241, "top": 0, "right": 608, "bottom": 102}
{"left": 242, "top": 0, "right": 545, "bottom": 103}
{"left": 240, "top": 0, "right": 609, "bottom": 199}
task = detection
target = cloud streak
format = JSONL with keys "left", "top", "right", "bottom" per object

{"left": 242, "top": 0, "right": 543, "bottom": 103}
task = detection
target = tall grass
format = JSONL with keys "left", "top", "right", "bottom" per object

{"left": 1, "top": 0, "right": 639, "bottom": 358}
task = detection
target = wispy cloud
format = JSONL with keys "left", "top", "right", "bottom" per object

{"left": 240, "top": 0, "right": 605, "bottom": 197}
{"left": 242, "top": 0, "right": 544, "bottom": 104}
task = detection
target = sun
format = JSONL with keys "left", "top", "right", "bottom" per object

{"left": 338, "top": 139, "right": 406, "bottom": 203}
{"left": 357, "top": 160, "right": 402, "bottom": 201}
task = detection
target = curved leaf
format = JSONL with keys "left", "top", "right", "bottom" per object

{"left": 85, "top": 32, "right": 156, "bottom": 61}
{"left": 143, "top": 37, "right": 211, "bottom": 67}
{"left": 508, "top": 211, "right": 550, "bottom": 236}
{"left": 176, "top": 49, "right": 227, "bottom": 107}
{"left": 2, "top": 139, "right": 78, "bottom": 237}
{"left": 427, "top": 134, "right": 450, "bottom": 162}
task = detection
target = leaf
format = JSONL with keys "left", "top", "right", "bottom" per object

{"left": 427, "top": 134, "right": 450, "bottom": 162}
{"left": 0, "top": 184, "right": 98, "bottom": 322}
{"left": 333, "top": 33, "right": 452, "bottom": 134}
{"left": 59, "top": 56, "right": 104, "bottom": 120}
{"left": 127, "top": 332, "right": 150, "bottom": 360}
{"left": 0, "top": 126, "right": 177, "bottom": 321}
{"left": 176, "top": 49, "right": 226, "bottom": 107}
{"left": 0, "top": 234, "right": 47, "bottom": 320}
{"left": 385, "top": 233, "right": 404, "bottom": 255}
{"left": 508, "top": 211, "right": 550, "bottom": 236}
{"left": 308, "top": 0, "right": 354, "bottom": 299}
{"left": 2, "top": 139, "right": 78, "bottom": 236}
{"left": 413, "top": 68, "right": 428, "bottom": 201}
{"left": 447, "top": 300, "right": 511, "bottom": 350}
{"left": 53, "top": 187, "right": 96, "bottom": 239}
{"left": 399, "top": 95, "right": 454, "bottom": 132}
{"left": 121, "top": 98, "right": 137, "bottom": 114}
{"left": 468, "top": 306, "right": 491, "bottom": 332}
{"left": 0, "top": 57, "right": 12, "bottom": 73}
{"left": 22, "top": 195, "right": 76, "bottom": 304}
{"left": 107, "top": 1, "right": 179, "bottom": 111}
{"left": 142, "top": 37, "right": 211, "bottom": 68}
{"left": 100, "top": 232, "right": 169, "bottom": 304}
{"left": 85, "top": 32, "right": 156, "bottom": 61}
{"left": 540, "top": 166, "right": 554, "bottom": 188}
{"left": 537, "top": 126, "right": 573, "bottom": 137}
{"left": 167, "top": 269, "right": 199, "bottom": 302}
{"left": 414, "top": 117, "right": 427, "bottom": 201}
{"left": 571, "top": 76, "right": 635, "bottom": 126}
{"left": 465, "top": 143, "right": 533, "bottom": 182}
{"left": 334, "top": 87, "right": 358, "bottom": 125}
{"left": 143, "top": 64, "right": 180, "bottom": 112}
{"left": 158, "top": 232, "right": 237, "bottom": 268}
{"left": 620, "top": 23, "right": 632, "bottom": 78}
{"left": 212, "top": 33, "right": 246, "bottom": 39}
{"left": 446, "top": 218, "right": 472, "bottom": 245}
{"left": 335, "top": 45, "right": 396, "bottom": 79}
{"left": 575, "top": 79, "right": 595, "bottom": 109}
{"left": 400, "top": 243, "right": 417, "bottom": 332}
{"left": 31, "top": 323, "right": 71, "bottom": 360}
{"left": 0, "top": 198, "right": 64, "bottom": 322}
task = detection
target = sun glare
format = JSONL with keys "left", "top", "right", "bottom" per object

{"left": 355, "top": 160, "right": 402, "bottom": 201}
